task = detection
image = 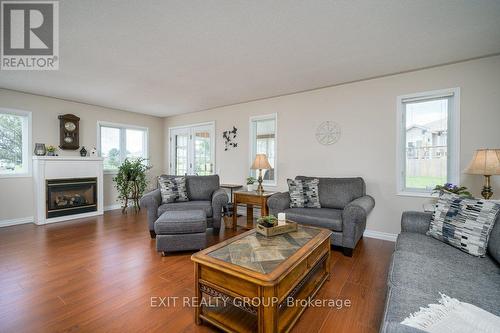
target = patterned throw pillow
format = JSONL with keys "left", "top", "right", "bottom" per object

{"left": 287, "top": 178, "right": 321, "bottom": 208}
{"left": 428, "top": 193, "right": 500, "bottom": 257}
{"left": 158, "top": 176, "right": 189, "bottom": 204}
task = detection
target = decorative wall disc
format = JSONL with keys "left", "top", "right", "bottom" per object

{"left": 315, "top": 121, "right": 341, "bottom": 145}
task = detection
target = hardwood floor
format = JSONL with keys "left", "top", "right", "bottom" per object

{"left": 0, "top": 210, "right": 394, "bottom": 333}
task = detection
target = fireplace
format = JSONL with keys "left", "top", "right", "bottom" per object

{"left": 46, "top": 178, "right": 98, "bottom": 218}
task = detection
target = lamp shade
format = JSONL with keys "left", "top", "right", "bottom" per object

{"left": 251, "top": 154, "right": 272, "bottom": 170}
{"left": 465, "top": 149, "right": 500, "bottom": 175}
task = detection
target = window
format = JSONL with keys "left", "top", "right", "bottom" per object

{"left": 0, "top": 108, "right": 31, "bottom": 177}
{"left": 169, "top": 122, "right": 215, "bottom": 176}
{"left": 250, "top": 114, "right": 277, "bottom": 185}
{"left": 397, "top": 88, "right": 460, "bottom": 196}
{"left": 97, "top": 122, "right": 148, "bottom": 172}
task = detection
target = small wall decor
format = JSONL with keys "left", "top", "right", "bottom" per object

{"left": 223, "top": 126, "right": 238, "bottom": 151}
{"left": 316, "top": 121, "right": 341, "bottom": 145}
{"left": 90, "top": 147, "right": 97, "bottom": 156}
{"left": 79, "top": 146, "right": 87, "bottom": 157}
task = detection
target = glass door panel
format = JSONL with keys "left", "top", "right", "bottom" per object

{"left": 170, "top": 128, "right": 190, "bottom": 176}
{"left": 169, "top": 123, "right": 215, "bottom": 176}
{"left": 193, "top": 126, "right": 214, "bottom": 176}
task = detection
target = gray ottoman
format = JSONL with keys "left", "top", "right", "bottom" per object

{"left": 154, "top": 210, "right": 207, "bottom": 253}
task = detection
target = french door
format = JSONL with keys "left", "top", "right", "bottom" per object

{"left": 169, "top": 122, "right": 215, "bottom": 176}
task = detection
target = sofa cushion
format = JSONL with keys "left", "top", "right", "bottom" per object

{"left": 295, "top": 176, "right": 365, "bottom": 209}
{"left": 395, "top": 232, "right": 500, "bottom": 274}
{"left": 382, "top": 286, "right": 438, "bottom": 327}
{"left": 158, "top": 176, "right": 189, "bottom": 203}
{"left": 284, "top": 207, "right": 342, "bottom": 231}
{"left": 287, "top": 178, "right": 321, "bottom": 208}
{"left": 487, "top": 213, "right": 500, "bottom": 264}
{"left": 158, "top": 201, "right": 213, "bottom": 218}
{"left": 154, "top": 210, "right": 207, "bottom": 235}
{"left": 388, "top": 250, "right": 500, "bottom": 315}
{"left": 428, "top": 193, "right": 500, "bottom": 257}
{"left": 186, "top": 175, "right": 220, "bottom": 201}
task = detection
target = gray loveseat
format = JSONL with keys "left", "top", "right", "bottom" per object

{"left": 140, "top": 175, "right": 228, "bottom": 238}
{"left": 380, "top": 211, "right": 500, "bottom": 333}
{"left": 267, "top": 176, "right": 375, "bottom": 256}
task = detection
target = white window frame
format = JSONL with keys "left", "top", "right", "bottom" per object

{"left": 249, "top": 113, "right": 278, "bottom": 187}
{"left": 0, "top": 108, "right": 32, "bottom": 178}
{"left": 168, "top": 121, "right": 216, "bottom": 176}
{"left": 97, "top": 121, "right": 149, "bottom": 174}
{"left": 396, "top": 88, "right": 460, "bottom": 197}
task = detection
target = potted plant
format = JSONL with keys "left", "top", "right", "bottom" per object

{"left": 246, "top": 176, "right": 256, "bottom": 191}
{"left": 433, "top": 183, "right": 473, "bottom": 198}
{"left": 46, "top": 145, "right": 57, "bottom": 156}
{"left": 113, "top": 158, "right": 152, "bottom": 213}
{"left": 257, "top": 215, "right": 278, "bottom": 228}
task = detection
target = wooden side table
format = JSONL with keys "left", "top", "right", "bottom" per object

{"left": 232, "top": 190, "right": 276, "bottom": 230}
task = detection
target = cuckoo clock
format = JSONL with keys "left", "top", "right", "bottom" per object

{"left": 58, "top": 114, "right": 80, "bottom": 150}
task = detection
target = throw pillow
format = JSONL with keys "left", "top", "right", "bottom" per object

{"left": 428, "top": 192, "right": 500, "bottom": 257}
{"left": 287, "top": 178, "right": 321, "bottom": 208}
{"left": 158, "top": 176, "right": 189, "bottom": 204}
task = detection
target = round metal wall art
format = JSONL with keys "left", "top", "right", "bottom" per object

{"left": 315, "top": 121, "right": 341, "bottom": 145}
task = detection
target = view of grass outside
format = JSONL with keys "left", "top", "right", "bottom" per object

{"left": 406, "top": 176, "right": 446, "bottom": 190}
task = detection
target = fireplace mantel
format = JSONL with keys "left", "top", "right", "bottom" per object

{"left": 33, "top": 156, "right": 104, "bottom": 225}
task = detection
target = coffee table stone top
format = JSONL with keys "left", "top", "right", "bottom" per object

{"left": 208, "top": 225, "right": 321, "bottom": 274}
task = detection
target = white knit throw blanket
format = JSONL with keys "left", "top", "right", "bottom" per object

{"left": 401, "top": 294, "right": 500, "bottom": 333}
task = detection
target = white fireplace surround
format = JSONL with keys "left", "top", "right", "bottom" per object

{"left": 33, "top": 156, "right": 104, "bottom": 225}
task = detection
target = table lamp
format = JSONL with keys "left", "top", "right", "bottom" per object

{"left": 251, "top": 154, "right": 272, "bottom": 193}
{"left": 465, "top": 149, "right": 500, "bottom": 199}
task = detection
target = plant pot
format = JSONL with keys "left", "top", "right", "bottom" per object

{"left": 247, "top": 184, "right": 254, "bottom": 191}
{"left": 47, "top": 151, "right": 55, "bottom": 156}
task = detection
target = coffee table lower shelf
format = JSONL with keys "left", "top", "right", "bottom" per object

{"left": 196, "top": 253, "right": 330, "bottom": 333}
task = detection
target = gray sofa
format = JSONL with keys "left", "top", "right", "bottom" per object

{"left": 380, "top": 211, "right": 500, "bottom": 333}
{"left": 140, "top": 175, "right": 228, "bottom": 238}
{"left": 267, "top": 176, "right": 375, "bottom": 256}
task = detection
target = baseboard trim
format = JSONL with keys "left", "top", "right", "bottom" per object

{"left": 0, "top": 216, "right": 34, "bottom": 228}
{"left": 363, "top": 229, "right": 398, "bottom": 242}
{"left": 104, "top": 204, "right": 122, "bottom": 211}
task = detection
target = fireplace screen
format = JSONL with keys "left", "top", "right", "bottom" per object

{"left": 46, "top": 178, "right": 98, "bottom": 218}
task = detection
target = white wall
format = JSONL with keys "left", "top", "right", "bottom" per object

{"left": 163, "top": 55, "right": 500, "bottom": 234}
{"left": 0, "top": 89, "right": 164, "bottom": 223}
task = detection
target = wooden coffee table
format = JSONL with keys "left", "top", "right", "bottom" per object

{"left": 191, "top": 225, "right": 332, "bottom": 333}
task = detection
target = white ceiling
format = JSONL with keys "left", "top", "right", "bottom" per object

{"left": 1, "top": 0, "right": 500, "bottom": 117}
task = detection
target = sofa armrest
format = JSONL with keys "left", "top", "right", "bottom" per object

{"left": 342, "top": 195, "right": 375, "bottom": 249}
{"left": 140, "top": 188, "right": 161, "bottom": 232}
{"left": 401, "top": 211, "right": 433, "bottom": 234}
{"left": 267, "top": 192, "right": 290, "bottom": 216}
{"left": 211, "top": 188, "right": 228, "bottom": 229}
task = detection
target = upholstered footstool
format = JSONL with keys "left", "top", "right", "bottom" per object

{"left": 154, "top": 210, "right": 207, "bottom": 254}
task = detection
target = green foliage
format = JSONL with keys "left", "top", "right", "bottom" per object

{"left": 105, "top": 148, "right": 121, "bottom": 169}
{"left": 257, "top": 215, "right": 277, "bottom": 228}
{"left": 433, "top": 183, "right": 473, "bottom": 198}
{"left": 0, "top": 113, "right": 22, "bottom": 165}
{"left": 246, "top": 176, "right": 256, "bottom": 185}
{"left": 113, "top": 158, "right": 152, "bottom": 213}
{"left": 46, "top": 145, "right": 57, "bottom": 153}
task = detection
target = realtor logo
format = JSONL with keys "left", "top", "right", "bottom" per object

{"left": 1, "top": 1, "right": 59, "bottom": 70}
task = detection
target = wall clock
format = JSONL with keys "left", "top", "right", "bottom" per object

{"left": 315, "top": 121, "right": 341, "bottom": 145}
{"left": 58, "top": 114, "right": 80, "bottom": 150}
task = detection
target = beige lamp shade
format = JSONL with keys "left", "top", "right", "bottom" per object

{"left": 251, "top": 154, "right": 272, "bottom": 170}
{"left": 465, "top": 149, "right": 500, "bottom": 175}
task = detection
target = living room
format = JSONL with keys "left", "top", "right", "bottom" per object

{"left": 1, "top": 1, "right": 499, "bottom": 333}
